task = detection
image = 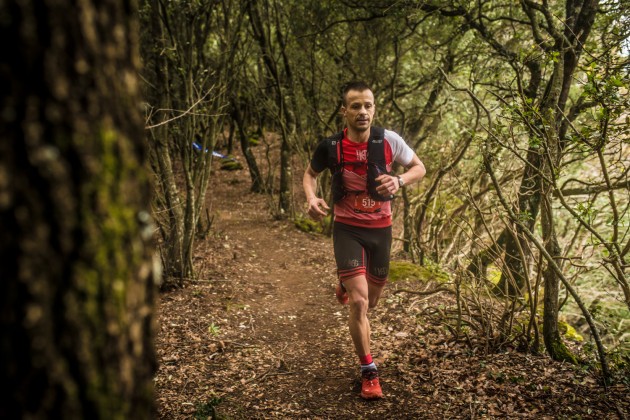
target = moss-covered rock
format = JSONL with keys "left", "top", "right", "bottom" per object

{"left": 389, "top": 260, "right": 449, "bottom": 283}
{"left": 294, "top": 216, "right": 321, "bottom": 233}
{"left": 220, "top": 157, "right": 243, "bottom": 171}
{"left": 487, "top": 264, "right": 502, "bottom": 285}
{"left": 559, "top": 320, "right": 584, "bottom": 342}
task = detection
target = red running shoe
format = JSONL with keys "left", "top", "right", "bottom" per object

{"left": 335, "top": 283, "right": 348, "bottom": 305}
{"left": 361, "top": 370, "right": 383, "bottom": 399}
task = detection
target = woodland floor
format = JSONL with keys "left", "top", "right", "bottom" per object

{"left": 155, "top": 146, "right": 629, "bottom": 419}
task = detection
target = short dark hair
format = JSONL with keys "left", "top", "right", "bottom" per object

{"left": 341, "top": 81, "right": 372, "bottom": 105}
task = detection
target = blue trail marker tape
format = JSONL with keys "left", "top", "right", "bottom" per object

{"left": 192, "top": 142, "right": 235, "bottom": 160}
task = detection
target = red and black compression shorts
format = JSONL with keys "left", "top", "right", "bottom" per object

{"left": 332, "top": 221, "right": 392, "bottom": 285}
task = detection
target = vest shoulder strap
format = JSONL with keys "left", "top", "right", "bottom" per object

{"left": 366, "top": 127, "right": 393, "bottom": 201}
{"left": 367, "top": 126, "right": 386, "bottom": 165}
{"left": 326, "top": 131, "right": 344, "bottom": 169}
{"left": 326, "top": 127, "right": 386, "bottom": 169}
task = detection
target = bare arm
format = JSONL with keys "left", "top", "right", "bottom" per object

{"left": 303, "top": 164, "right": 330, "bottom": 221}
{"left": 375, "top": 154, "right": 426, "bottom": 196}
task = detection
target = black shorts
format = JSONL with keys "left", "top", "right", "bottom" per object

{"left": 333, "top": 221, "right": 392, "bottom": 285}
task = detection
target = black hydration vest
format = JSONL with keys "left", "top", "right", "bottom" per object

{"left": 326, "top": 126, "right": 394, "bottom": 204}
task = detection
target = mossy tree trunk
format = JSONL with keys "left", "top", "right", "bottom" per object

{"left": 0, "top": 0, "right": 156, "bottom": 417}
{"left": 535, "top": 0, "right": 598, "bottom": 362}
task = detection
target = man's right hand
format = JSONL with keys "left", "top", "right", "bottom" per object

{"left": 307, "top": 197, "right": 330, "bottom": 221}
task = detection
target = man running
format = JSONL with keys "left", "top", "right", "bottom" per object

{"left": 303, "top": 81, "right": 426, "bottom": 399}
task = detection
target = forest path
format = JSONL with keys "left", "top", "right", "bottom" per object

{"left": 154, "top": 159, "right": 434, "bottom": 419}
{"left": 155, "top": 151, "right": 628, "bottom": 419}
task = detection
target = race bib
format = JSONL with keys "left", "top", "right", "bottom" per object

{"left": 353, "top": 192, "right": 382, "bottom": 213}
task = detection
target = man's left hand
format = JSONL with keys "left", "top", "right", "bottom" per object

{"left": 375, "top": 174, "right": 399, "bottom": 196}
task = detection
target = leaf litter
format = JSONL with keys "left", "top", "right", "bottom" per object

{"left": 155, "top": 156, "right": 628, "bottom": 419}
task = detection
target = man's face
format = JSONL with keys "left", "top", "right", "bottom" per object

{"left": 342, "top": 89, "right": 375, "bottom": 133}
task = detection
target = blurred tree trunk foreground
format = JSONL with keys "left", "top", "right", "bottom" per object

{"left": 0, "top": 0, "right": 157, "bottom": 418}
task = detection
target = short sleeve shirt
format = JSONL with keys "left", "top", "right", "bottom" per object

{"left": 310, "top": 128, "right": 415, "bottom": 228}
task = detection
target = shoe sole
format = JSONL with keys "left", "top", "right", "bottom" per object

{"left": 360, "top": 392, "right": 383, "bottom": 400}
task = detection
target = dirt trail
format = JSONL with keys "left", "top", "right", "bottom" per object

{"left": 155, "top": 153, "right": 628, "bottom": 419}
{"left": 155, "top": 157, "right": 434, "bottom": 418}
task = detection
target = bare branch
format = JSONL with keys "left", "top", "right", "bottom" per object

{"left": 556, "top": 179, "right": 630, "bottom": 196}
{"left": 145, "top": 91, "right": 213, "bottom": 130}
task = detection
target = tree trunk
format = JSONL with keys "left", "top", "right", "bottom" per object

{"left": 403, "top": 187, "right": 412, "bottom": 254}
{"left": 0, "top": 0, "right": 157, "bottom": 417}
{"left": 279, "top": 134, "right": 293, "bottom": 216}
{"left": 540, "top": 48, "right": 576, "bottom": 363}
{"left": 541, "top": 194, "right": 576, "bottom": 363}
{"left": 495, "top": 141, "right": 543, "bottom": 296}
{"left": 147, "top": 0, "right": 186, "bottom": 280}
{"left": 233, "top": 105, "right": 265, "bottom": 193}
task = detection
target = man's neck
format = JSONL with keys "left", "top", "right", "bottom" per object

{"left": 346, "top": 127, "right": 371, "bottom": 143}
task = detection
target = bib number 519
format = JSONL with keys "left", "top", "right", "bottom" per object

{"left": 362, "top": 197, "right": 376, "bottom": 208}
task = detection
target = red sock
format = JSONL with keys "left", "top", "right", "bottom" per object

{"left": 359, "top": 354, "right": 373, "bottom": 365}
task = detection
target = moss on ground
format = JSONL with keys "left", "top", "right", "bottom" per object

{"left": 220, "top": 157, "right": 243, "bottom": 171}
{"left": 550, "top": 337, "right": 579, "bottom": 364}
{"left": 389, "top": 260, "right": 449, "bottom": 283}
{"left": 294, "top": 216, "right": 321, "bottom": 233}
{"left": 559, "top": 320, "right": 584, "bottom": 342}
{"left": 487, "top": 264, "right": 502, "bottom": 285}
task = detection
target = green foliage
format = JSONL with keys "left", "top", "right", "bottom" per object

{"left": 575, "top": 201, "right": 598, "bottom": 224}
{"left": 248, "top": 135, "right": 260, "bottom": 146}
{"left": 207, "top": 323, "right": 221, "bottom": 336}
{"left": 528, "top": 135, "right": 542, "bottom": 149}
{"left": 563, "top": 290, "right": 630, "bottom": 355}
{"left": 607, "top": 348, "right": 630, "bottom": 385}
{"left": 517, "top": 210, "right": 534, "bottom": 223}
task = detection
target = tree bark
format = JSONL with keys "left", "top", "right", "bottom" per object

{"left": 495, "top": 151, "right": 542, "bottom": 296}
{"left": 541, "top": 194, "right": 576, "bottom": 362}
{"left": 538, "top": 36, "right": 577, "bottom": 362}
{"left": 0, "top": 0, "right": 157, "bottom": 417}
{"left": 147, "top": 0, "right": 186, "bottom": 280}
{"left": 232, "top": 104, "right": 265, "bottom": 193}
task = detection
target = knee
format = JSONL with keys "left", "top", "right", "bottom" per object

{"left": 349, "top": 296, "right": 369, "bottom": 319}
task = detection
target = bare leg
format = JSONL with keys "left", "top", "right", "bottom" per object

{"left": 367, "top": 279, "right": 385, "bottom": 309}
{"left": 342, "top": 275, "right": 386, "bottom": 358}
